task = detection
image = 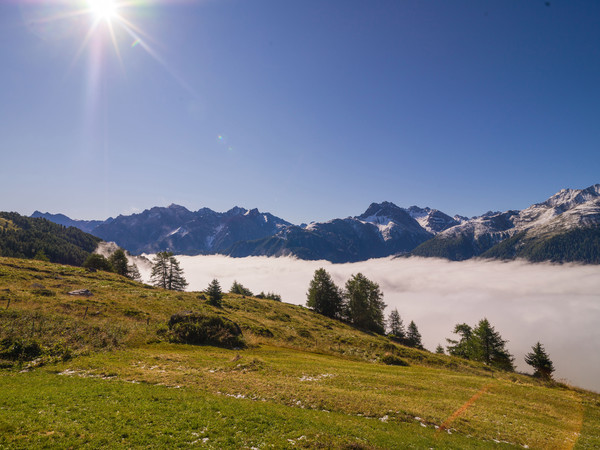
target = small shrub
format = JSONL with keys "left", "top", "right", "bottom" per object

{"left": 47, "top": 341, "right": 73, "bottom": 362}
{"left": 380, "top": 353, "right": 409, "bottom": 366}
{"left": 0, "top": 337, "right": 42, "bottom": 361}
{"left": 155, "top": 324, "right": 169, "bottom": 338}
{"left": 256, "top": 291, "right": 282, "bottom": 301}
{"left": 246, "top": 325, "right": 274, "bottom": 338}
{"left": 297, "top": 328, "right": 312, "bottom": 338}
{"left": 167, "top": 312, "right": 244, "bottom": 348}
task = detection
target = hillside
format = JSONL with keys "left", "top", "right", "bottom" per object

{"left": 1, "top": 257, "right": 599, "bottom": 448}
{"left": 0, "top": 212, "right": 101, "bottom": 266}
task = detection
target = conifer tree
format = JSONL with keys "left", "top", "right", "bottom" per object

{"left": 109, "top": 249, "right": 129, "bottom": 277}
{"left": 34, "top": 250, "right": 50, "bottom": 261}
{"left": 445, "top": 319, "right": 514, "bottom": 371}
{"left": 525, "top": 342, "right": 555, "bottom": 380}
{"left": 206, "top": 279, "right": 223, "bottom": 306}
{"left": 150, "top": 251, "right": 188, "bottom": 291}
{"left": 446, "top": 323, "right": 475, "bottom": 359}
{"left": 435, "top": 344, "right": 445, "bottom": 354}
{"left": 344, "top": 273, "right": 386, "bottom": 334}
{"left": 387, "top": 308, "right": 406, "bottom": 341}
{"left": 306, "top": 268, "right": 343, "bottom": 319}
{"left": 229, "top": 280, "right": 253, "bottom": 297}
{"left": 405, "top": 321, "right": 424, "bottom": 349}
{"left": 83, "top": 253, "right": 113, "bottom": 272}
{"left": 127, "top": 262, "right": 142, "bottom": 282}
{"left": 472, "top": 318, "right": 514, "bottom": 371}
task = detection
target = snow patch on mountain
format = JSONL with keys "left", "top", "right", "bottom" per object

{"left": 205, "top": 224, "right": 225, "bottom": 249}
{"left": 433, "top": 184, "right": 600, "bottom": 244}
{"left": 168, "top": 227, "right": 182, "bottom": 236}
{"left": 373, "top": 221, "right": 395, "bottom": 241}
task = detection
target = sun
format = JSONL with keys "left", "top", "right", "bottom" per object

{"left": 88, "top": 0, "right": 118, "bottom": 21}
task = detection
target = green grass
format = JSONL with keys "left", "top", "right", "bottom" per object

{"left": 0, "top": 370, "right": 497, "bottom": 449}
{"left": 1, "top": 256, "right": 599, "bottom": 448}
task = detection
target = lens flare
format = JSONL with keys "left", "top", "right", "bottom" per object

{"left": 88, "top": 0, "right": 118, "bottom": 21}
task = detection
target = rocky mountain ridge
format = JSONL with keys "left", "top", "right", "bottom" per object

{"left": 31, "top": 184, "right": 600, "bottom": 263}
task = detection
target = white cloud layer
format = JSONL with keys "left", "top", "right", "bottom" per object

{"left": 139, "top": 255, "right": 600, "bottom": 393}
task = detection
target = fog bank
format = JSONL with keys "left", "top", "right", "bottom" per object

{"left": 141, "top": 255, "right": 600, "bottom": 393}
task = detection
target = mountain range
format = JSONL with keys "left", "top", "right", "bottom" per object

{"left": 31, "top": 184, "right": 600, "bottom": 264}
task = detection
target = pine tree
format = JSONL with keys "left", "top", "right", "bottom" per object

{"left": 387, "top": 308, "right": 406, "bottom": 341}
{"left": 435, "top": 344, "right": 445, "bottom": 354}
{"left": 344, "top": 273, "right": 386, "bottom": 334}
{"left": 306, "top": 268, "right": 343, "bottom": 319}
{"left": 150, "top": 251, "right": 188, "bottom": 291}
{"left": 405, "top": 321, "right": 423, "bottom": 349}
{"left": 109, "top": 249, "right": 129, "bottom": 277}
{"left": 472, "top": 318, "right": 514, "bottom": 371}
{"left": 525, "top": 342, "right": 555, "bottom": 380}
{"left": 206, "top": 279, "right": 223, "bottom": 306}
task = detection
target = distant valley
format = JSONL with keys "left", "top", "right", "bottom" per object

{"left": 31, "top": 184, "right": 600, "bottom": 264}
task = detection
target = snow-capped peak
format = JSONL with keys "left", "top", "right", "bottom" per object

{"left": 541, "top": 184, "right": 600, "bottom": 211}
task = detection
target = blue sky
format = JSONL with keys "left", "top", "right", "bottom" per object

{"left": 1, "top": 0, "right": 599, "bottom": 224}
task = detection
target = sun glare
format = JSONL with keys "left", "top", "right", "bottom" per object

{"left": 88, "top": 0, "right": 118, "bottom": 21}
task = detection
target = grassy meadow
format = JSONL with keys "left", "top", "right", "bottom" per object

{"left": 0, "top": 257, "right": 599, "bottom": 448}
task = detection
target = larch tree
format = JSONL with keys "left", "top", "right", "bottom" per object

{"left": 405, "top": 321, "right": 424, "bottom": 349}
{"left": 344, "top": 273, "right": 386, "bottom": 334}
{"left": 127, "top": 262, "right": 142, "bottom": 282}
{"left": 306, "top": 268, "right": 343, "bottom": 319}
{"left": 446, "top": 323, "right": 475, "bottom": 359}
{"left": 472, "top": 318, "right": 514, "bottom": 371}
{"left": 150, "top": 251, "right": 188, "bottom": 291}
{"left": 387, "top": 308, "right": 406, "bottom": 341}
{"left": 525, "top": 342, "right": 555, "bottom": 380}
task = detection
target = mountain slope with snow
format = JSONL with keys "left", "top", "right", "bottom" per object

{"left": 31, "top": 184, "right": 600, "bottom": 263}
{"left": 89, "top": 204, "right": 291, "bottom": 255}
{"left": 412, "top": 184, "right": 600, "bottom": 261}
{"left": 228, "top": 202, "right": 433, "bottom": 262}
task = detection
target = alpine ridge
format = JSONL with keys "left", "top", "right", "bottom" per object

{"left": 30, "top": 184, "right": 600, "bottom": 264}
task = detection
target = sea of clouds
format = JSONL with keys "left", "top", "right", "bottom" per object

{"left": 137, "top": 254, "right": 600, "bottom": 392}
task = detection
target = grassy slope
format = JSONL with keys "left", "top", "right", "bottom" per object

{"left": 0, "top": 257, "right": 599, "bottom": 449}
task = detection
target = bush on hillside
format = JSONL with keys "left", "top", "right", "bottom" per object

{"left": 167, "top": 312, "right": 244, "bottom": 348}
{"left": 0, "top": 337, "right": 42, "bottom": 361}
{"left": 380, "top": 353, "right": 409, "bottom": 366}
{"left": 256, "top": 291, "right": 282, "bottom": 302}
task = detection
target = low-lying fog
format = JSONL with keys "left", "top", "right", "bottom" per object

{"left": 138, "top": 255, "right": 600, "bottom": 393}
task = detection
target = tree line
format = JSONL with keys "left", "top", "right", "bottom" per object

{"left": 83, "top": 249, "right": 142, "bottom": 281}
{"left": 306, "top": 268, "right": 424, "bottom": 347}
{"left": 0, "top": 212, "right": 100, "bottom": 266}
{"left": 305, "top": 267, "right": 555, "bottom": 379}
